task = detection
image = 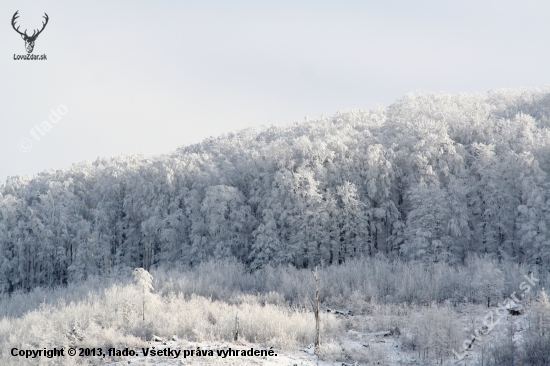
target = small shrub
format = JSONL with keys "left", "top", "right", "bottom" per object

{"left": 401, "top": 303, "right": 463, "bottom": 363}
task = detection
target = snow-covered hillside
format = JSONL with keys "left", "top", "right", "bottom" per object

{"left": 3, "top": 89, "right": 550, "bottom": 295}
{"left": 2, "top": 89, "right": 550, "bottom": 365}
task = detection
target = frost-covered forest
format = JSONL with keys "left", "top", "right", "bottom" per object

{"left": 2, "top": 88, "right": 550, "bottom": 293}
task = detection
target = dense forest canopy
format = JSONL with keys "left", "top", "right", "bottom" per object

{"left": 2, "top": 88, "right": 550, "bottom": 293}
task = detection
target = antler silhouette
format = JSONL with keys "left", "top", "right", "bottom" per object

{"left": 11, "top": 11, "right": 26, "bottom": 37}
{"left": 11, "top": 11, "right": 48, "bottom": 40}
{"left": 11, "top": 11, "right": 49, "bottom": 53}
{"left": 31, "top": 13, "right": 49, "bottom": 39}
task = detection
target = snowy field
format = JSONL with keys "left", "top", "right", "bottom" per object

{"left": 1, "top": 258, "right": 549, "bottom": 365}
{"left": 103, "top": 299, "right": 543, "bottom": 366}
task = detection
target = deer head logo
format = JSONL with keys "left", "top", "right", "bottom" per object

{"left": 12, "top": 11, "right": 49, "bottom": 54}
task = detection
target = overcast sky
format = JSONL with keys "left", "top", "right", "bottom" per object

{"left": 1, "top": 0, "right": 549, "bottom": 183}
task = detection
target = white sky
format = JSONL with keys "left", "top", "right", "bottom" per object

{"left": 1, "top": 0, "right": 550, "bottom": 183}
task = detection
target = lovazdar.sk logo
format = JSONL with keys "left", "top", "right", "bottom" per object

{"left": 12, "top": 10, "right": 48, "bottom": 60}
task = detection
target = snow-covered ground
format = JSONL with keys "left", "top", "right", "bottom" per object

{"left": 102, "top": 300, "right": 539, "bottom": 366}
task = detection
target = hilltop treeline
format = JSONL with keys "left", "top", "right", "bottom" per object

{"left": 2, "top": 88, "right": 550, "bottom": 292}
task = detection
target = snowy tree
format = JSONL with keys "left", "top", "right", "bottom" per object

{"left": 470, "top": 256, "right": 504, "bottom": 307}
{"left": 133, "top": 267, "right": 154, "bottom": 322}
{"left": 401, "top": 183, "right": 453, "bottom": 263}
{"left": 336, "top": 182, "right": 369, "bottom": 260}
